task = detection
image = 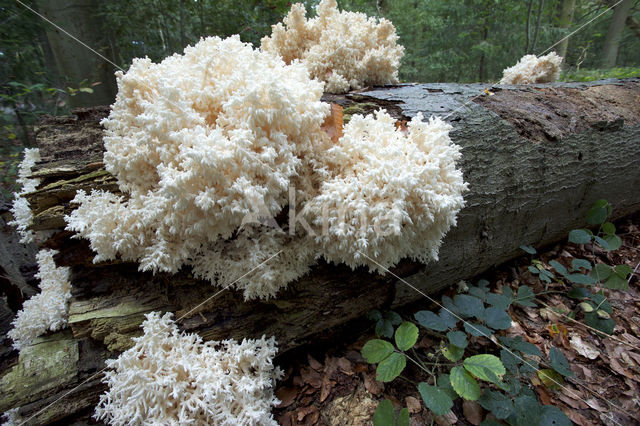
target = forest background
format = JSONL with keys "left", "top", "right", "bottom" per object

{"left": 1, "top": 0, "right": 639, "bottom": 199}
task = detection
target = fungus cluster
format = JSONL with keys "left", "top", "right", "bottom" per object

{"left": 261, "top": 0, "right": 404, "bottom": 93}
{"left": 7, "top": 249, "right": 71, "bottom": 350}
{"left": 8, "top": 147, "right": 40, "bottom": 244}
{"left": 94, "top": 312, "right": 282, "bottom": 426}
{"left": 64, "top": 30, "right": 466, "bottom": 300}
{"left": 499, "top": 52, "right": 563, "bottom": 85}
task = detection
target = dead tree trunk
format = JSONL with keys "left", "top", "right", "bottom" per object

{"left": 2, "top": 79, "right": 640, "bottom": 424}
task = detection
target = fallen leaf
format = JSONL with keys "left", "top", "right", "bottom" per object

{"left": 569, "top": 334, "right": 599, "bottom": 360}
{"left": 585, "top": 398, "right": 607, "bottom": 412}
{"left": 301, "top": 367, "right": 323, "bottom": 388}
{"left": 462, "top": 400, "right": 483, "bottom": 425}
{"left": 363, "top": 372, "right": 384, "bottom": 396}
{"left": 308, "top": 354, "right": 323, "bottom": 371}
{"left": 321, "top": 103, "right": 343, "bottom": 143}
{"left": 406, "top": 396, "right": 421, "bottom": 414}
{"left": 276, "top": 386, "right": 298, "bottom": 408}
{"left": 435, "top": 410, "right": 458, "bottom": 425}
{"left": 320, "top": 376, "right": 333, "bottom": 403}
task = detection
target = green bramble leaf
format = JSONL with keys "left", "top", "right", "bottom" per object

{"left": 397, "top": 408, "right": 409, "bottom": 426}
{"left": 453, "top": 294, "right": 484, "bottom": 319}
{"left": 549, "top": 347, "right": 573, "bottom": 377}
{"left": 571, "top": 258, "right": 592, "bottom": 271}
{"left": 484, "top": 307, "right": 512, "bottom": 330}
{"left": 376, "top": 352, "right": 406, "bottom": 382}
{"left": 515, "top": 286, "right": 536, "bottom": 307}
{"left": 442, "top": 344, "right": 465, "bottom": 362}
{"left": 361, "top": 339, "right": 394, "bottom": 364}
{"left": 463, "top": 354, "right": 506, "bottom": 384}
{"left": 415, "top": 310, "right": 448, "bottom": 331}
{"left": 549, "top": 260, "right": 567, "bottom": 276}
{"left": 384, "top": 311, "right": 402, "bottom": 326}
{"left": 586, "top": 205, "right": 607, "bottom": 225}
{"left": 593, "top": 235, "right": 611, "bottom": 251}
{"left": 591, "top": 263, "right": 613, "bottom": 281}
{"left": 464, "top": 322, "right": 492, "bottom": 337}
{"left": 603, "top": 234, "right": 622, "bottom": 251}
{"left": 540, "top": 405, "right": 572, "bottom": 426}
{"left": 376, "top": 319, "right": 394, "bottom": 338}
{"left": 568, "top": 229, "right": 591, "bottom": 244}
{"left": 602, "top": 222, "right": 616, "bottom": 235}
{"left": 447, "top": 330, "right": 468, "bottom": 349}
{"left": 450, "top": 366, "right": 481, "bottom": 400}
{"left": 520, "top": 245, "right": 536, "bottom": 254}
{"left": 418, "top": 383, "right": 454, "bottom": 416}
{"left": 565, "top": 273, "right": 595, "bottom": 285}
{"left": 395, "top": 321, "right": 419, "bottom": 351}
{"left": 477, "top": 390, "right": 513, "bottom": 419}
{"left": 373, "top": 399, "right": 395, "bottom": 426}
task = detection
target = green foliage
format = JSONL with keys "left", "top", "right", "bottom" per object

{"left": 560, "top": 67, "right": 640, "bottom": 82}
{"left": 373, "top": 399, "right": 410, "bottom": 426}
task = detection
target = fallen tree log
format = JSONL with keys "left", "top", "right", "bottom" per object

{"left": 2, "top": 78, "right": 640, "bottom": 424}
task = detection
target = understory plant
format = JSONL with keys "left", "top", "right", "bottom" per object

{"left": 363, "top": 200, "right": 632, "bottom": 425}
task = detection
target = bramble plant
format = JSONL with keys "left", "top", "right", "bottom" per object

{"left": 362, "top": 199, "right": 632, "bottom": 425}
{"left": 521, "top": 199, "right": 632, "bottom": 335}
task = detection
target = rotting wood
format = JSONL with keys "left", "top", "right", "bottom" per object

{"left": 1, "top": 79, "right": 640, "bottom": 424}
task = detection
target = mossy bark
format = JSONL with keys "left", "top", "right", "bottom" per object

{"left": 2, "top": 79, "right": 640, "bottom": 424}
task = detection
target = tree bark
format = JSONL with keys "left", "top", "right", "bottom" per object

{"left": 556, "top": 0, "right": 576, "bottom": 58}
{"left": 2, "top": 79, "right": 640, "bottom": 424}
{"left": 35, "top": 0, "right": 117, "bottom": 108}
{"left": 600, "top": 0, "right": 633, "bottom": 68}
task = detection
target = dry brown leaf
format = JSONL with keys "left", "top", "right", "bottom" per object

{"left": 569, "top": 333, "right": 599, "bottom": 360}
{"left": 296, "top": 405, "right": 319, "bottom": 422}
{"left": 558, "top": 392, "right": 589, "bottom": 410}
{"left": 321, "top": 103, "right": 343, "bottom": 143}
{"left": 406, "top": 396, "right": 421, "bottom": 414}
{"left": 308, "top": 354, "right": 323, "bottom": 372}
{"left": 320, "top": 376, "right": 333, "bottom": 403}
{"left": 565, "top": 408, "right": 592, "bottom": 426}
{"left": 462, "top": 400, "right": 483, "bottom": 425}
{"left": 535, "top": 386, "right": 553, "bottom": 406}
{"left": 276, "top": 386, "right": 298, "bottom": 408}
{"left": 363, "top": 372, "right": 384, "bottom": 396}
{"left": 301, "top": 367, "right": 323, "bottom": 388}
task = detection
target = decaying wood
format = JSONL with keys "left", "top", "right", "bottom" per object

{"left": 2, "top": 79, "right": 640, "bottom": 424}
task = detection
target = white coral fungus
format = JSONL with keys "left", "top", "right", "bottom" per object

{"left": 65, "top": 36, "right": 329, "bottom": 299}
{"left": 306, "top": 110, "right": 467, "bottom": 271}
{"left": 94, "top": 312, "right": 282, "bottom": 426}
{"left": 8, "top": 148, "right": 41, "bottom": 243}
{"left": 261, "top": 0, "right": 404, "bottom": 94}
{"left": 499, "top": 52, "right": 563, "bottom": 85}
{"left": 7, "top": 249, "right": 71, "bottom": 350}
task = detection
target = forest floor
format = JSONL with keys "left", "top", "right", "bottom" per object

{"left": 272, "top": 213, "right": 640, "bottom": 426}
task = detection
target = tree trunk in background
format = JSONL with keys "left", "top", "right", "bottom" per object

{"left": 531, "top": 0, "right": 544, "bottom": 53}
{"left": 600, "top": 0, "right": 633, "bottom": 68}
{"left": 556, "top": 0, "right": 576, "bottom": 58}
{"left": 626, "top": 14, "right": 640, "bottom": 39}
{"left": 2, "top": 80, "right": 640, "bottom": 424}
{"left": 35, "top": 0, "right": 117, "bottom": 108}
{"left": 180, "top": 0, "right": 186, "bottom": 49}
{"left": 525, "top": 0, "right": 534, "bottom": 53}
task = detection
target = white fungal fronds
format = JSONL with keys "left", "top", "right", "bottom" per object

{"left": 261, "top": 0, "right": 404, "bottom": 93}
{"left": 94, "top": 312, "right": 282, "bottom": 426}
{"left": 500, "top": 52, "right": 563, "bottom": 85}
{"left": 305, "top": 110, "right": 467, "bottom": 271}
{"left": 7, "top": 249, "right": 71, "bottom": 350}
{"left": 65, "top": 36, "right": 330, "bottom": 299}
{"left": 8, "top": 148, "right": 41, "bottom": 243}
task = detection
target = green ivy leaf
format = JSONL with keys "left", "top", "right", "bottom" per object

{"left": 362, "top": 339, "right": 394, "bottom": 364}
{"left": 484, "top": 307, "right": 512, "bottom": 330}
{"left": 515, "top": 286, "right": 536, "bottom": 307}
{"left": 549, "top": 347, "right": 573, "bottom": 377}
{"left": 415, "top": 310, "right": 448, "bottom": 331}
{"left": 568, "top": 229, "right": 592, "bottom": 244}
{"left": 463, "top": 354, "right": 506, "bottom": 384}
{"left": 464, "top": 322, "right": 492, "bottom": 337}
{"left": 418, "top": 383, "right": 454, "bottom": 416}
{"left": 450, "top": 366, "right": 481, "bottom": 400}
{"left": 453, "top": 294, "right": 485, "bottom": 319}
{"left": 376, "top": 352, "right": 406, "bottom": 382}
{"left": 373, "top": 399, "right": 395, "bottom": 426}
{"left": 447, "top": 330, "right": 468, "bottom": 349}
{"left": 395, "top": 321, "right": 419, "bottom": 351}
